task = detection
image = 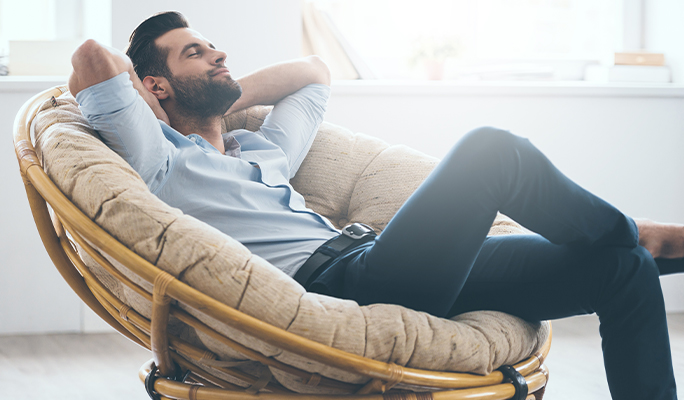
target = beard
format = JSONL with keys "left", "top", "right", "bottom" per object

{"left": 167, "top": 71, "right": 243, "bottom": 120}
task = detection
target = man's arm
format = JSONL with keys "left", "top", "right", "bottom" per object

{"left": 69, "top": 40, "right": 169, "bottom": 124}
{"left": 254, "top": 83, "right": 331, "bottom": 178}
{"left": 225, "top": 55, "right": 331, "bottom": 115}
{"left": 69, "top": 39, "right": 174, "bottom": 191}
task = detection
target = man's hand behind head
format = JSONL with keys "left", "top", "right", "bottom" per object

{"left": 68, "top": 40, "right": 131, "bottom": 97}
{"left": 69, "top": 39, "right": 170, "bottom": 125}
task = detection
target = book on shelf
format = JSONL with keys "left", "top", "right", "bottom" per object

{"left": 584, "top": 52, "right": 670, "bottom": 83}
{"left": 614, "top": 52, "right": 665, "bottom": 66}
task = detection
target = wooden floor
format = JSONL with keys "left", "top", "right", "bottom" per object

{"left": 1, "top": 313, "right": 683, "bottom": 400}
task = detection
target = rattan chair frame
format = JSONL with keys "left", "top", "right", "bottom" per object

{"left": 14, "top": 85, "right": 552, "bottom": 400}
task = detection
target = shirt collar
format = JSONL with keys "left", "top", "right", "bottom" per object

{"left": 185, "top": 132, "right": 242, "bottom": 158}
{"left": 222, "top": 132, "right": 242, "bottom": 158}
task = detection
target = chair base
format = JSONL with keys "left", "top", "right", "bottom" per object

{"left": 138, "top": 359, "right": 549, "bottom": 400}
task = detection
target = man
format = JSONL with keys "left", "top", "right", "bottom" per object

{"left": 69, "top": 11, "right": 683, "bottom": 400}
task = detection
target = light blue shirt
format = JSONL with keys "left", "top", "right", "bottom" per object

{"left": 76, "top": 72, "right": 339, "bottom": 277}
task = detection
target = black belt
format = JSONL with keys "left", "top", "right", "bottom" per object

{"left": 294, "top": 223, "right": 377, "bottom": 287}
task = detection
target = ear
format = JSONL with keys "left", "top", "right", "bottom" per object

{"left": 142, "top": 76, "right": 171, "bottom": 100}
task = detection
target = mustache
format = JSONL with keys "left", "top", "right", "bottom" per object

{"left": 209, "top": 67, "right": 231, "bottom": 77}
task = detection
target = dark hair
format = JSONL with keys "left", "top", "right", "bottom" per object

{"left": 125, "top": 11, "right": 189, "bottom": 79}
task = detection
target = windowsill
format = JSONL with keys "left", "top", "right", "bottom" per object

{"left": 0, "top": 76, "right": 68, "bottom": 92}
{"left": 331, "top": 79, "right": 684, "bottom": 98}
{"left": 2, "top": 76, "right": 684, "bottom": 98}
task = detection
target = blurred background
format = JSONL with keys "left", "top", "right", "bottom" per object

{"left": 1, "top": 1, "right": 683, "bottom": 398}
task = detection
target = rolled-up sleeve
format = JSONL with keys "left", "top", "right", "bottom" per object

{"left": 75, "top": 72, "right": 174, "bottom": 187}
{"left": 257, "top": 84, "right": 330, "bottom": 178}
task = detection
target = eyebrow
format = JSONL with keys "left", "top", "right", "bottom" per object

{"left": 179, "top": 42, "right": 216, "bottom": 57}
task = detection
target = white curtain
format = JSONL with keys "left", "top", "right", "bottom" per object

{"left": 302, "top": 2, "right": 375, "bottom": 80}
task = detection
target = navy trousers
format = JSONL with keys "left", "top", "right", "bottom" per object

{"left": 308, "top": 127, "right": 681, "bottom": 400}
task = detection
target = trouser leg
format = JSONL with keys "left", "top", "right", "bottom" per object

{"left": 343, "top": 126, "right": 637, "bottom": 317}
{"left": 447, "top": 234, "right": 677, "bottom": 400}
{"left": 335, "top": 126, "right": 677, "bottom": 399}
{"left": 656, "top": 257, "right": 684, "bottom": 275}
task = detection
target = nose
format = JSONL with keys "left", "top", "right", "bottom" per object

{"left": 212, "top": 49, "right": 228, "bottom": 66}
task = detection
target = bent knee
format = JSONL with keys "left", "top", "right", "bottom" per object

{"left": 464, "top": 126, "right": 518, "bottom": 144}
{"left": 465, "top": 126, "right": 513, "bottom": 140}
{"left": 444, "top": 126, "right": 527, "bottom": 169}
{"left": 455, "top": 126, "right": 526, "bottom": 157}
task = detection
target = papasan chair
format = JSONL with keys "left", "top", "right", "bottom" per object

{"left": 13, "top": 85, "right": 551, "bottom": 400}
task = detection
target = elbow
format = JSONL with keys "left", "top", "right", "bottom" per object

{"left": 73, "top": 39, "right": 99, "bottom": 59}
{"left": 307, "top": 55, "right": 331, "bottom": 86}
{"left": 72, "top": 39, "right": 131, "bottom": 72}
{"left": 69, "top": 39, "right": 131, "bottom": 96}
{"left": 71, "top": 39, "right": 106, "bottom": 71}
{"left": 69, "top": 40, "right": 105, "bottom": 96}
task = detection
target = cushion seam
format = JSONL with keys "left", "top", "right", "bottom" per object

{"left": 341, "top": 135, "right": 390, "bottom": 219}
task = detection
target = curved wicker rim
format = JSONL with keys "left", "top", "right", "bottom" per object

{"left": 137, "top": 359, "right": 550, "bottom": 400}
{"left": 13, "top": 85, "right": 552, "bottom": 398}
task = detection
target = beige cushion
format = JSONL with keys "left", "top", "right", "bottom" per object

{"left": 34, "top": 94, "right": 548, "bottom": 393}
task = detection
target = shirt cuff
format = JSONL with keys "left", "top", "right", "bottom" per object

{"left": 301, "top": 83, "right": 331, "bottom": 102}
{"left": 75, "top": 71, "right": 137, "bottom": 117}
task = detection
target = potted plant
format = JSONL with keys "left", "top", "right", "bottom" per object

{"left": 409, "top": 36, "right": 461, "bottom": 80}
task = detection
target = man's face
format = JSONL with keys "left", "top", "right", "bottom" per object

{"left": 155, "top": 28, "right": 242, "bottom": 118}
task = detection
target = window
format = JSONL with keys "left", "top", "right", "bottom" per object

{"left": 0, "top": 0, "right": 111, "bottom": 75}
{"left": 307, "top": 0, "right": 633, "bottom": 80}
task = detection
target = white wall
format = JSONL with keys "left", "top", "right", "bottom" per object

{"left": 1, "top": 81, "right": 83, "bottom": 335}
{"left": 327, "top": 85, "right": 684, "bottom": 223}
{"left": 325, "top": 82, "right": 684, "bottom": 312}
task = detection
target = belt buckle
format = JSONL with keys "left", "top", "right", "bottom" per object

{"left": 341, "top": 223, "right": 375, "bottom": 240}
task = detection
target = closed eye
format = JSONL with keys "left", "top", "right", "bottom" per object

{"left": 188, "top": 52, "right": 199, "bottom": 57}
